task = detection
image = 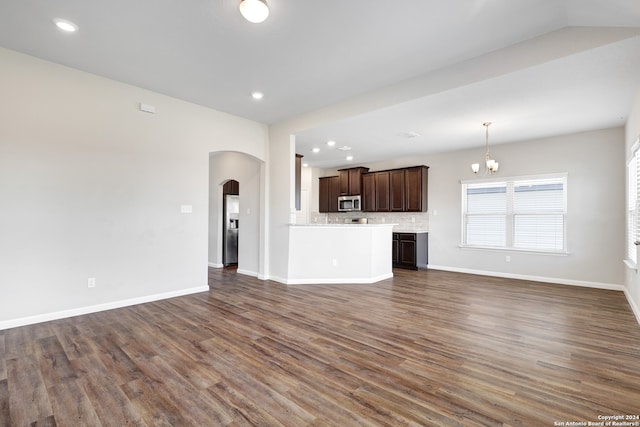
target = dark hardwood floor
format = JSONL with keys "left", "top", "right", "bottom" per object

{"left": 1, "top": 268, "right": 640, "bottom": 426}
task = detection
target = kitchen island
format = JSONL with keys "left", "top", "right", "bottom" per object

{"left": 287, "top": 223, "right": 395, "bottom": 284}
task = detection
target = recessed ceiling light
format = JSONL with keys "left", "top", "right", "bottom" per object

{"left": 346, "top": 155, "right": 354, "bottom": 161}
{"left": 312, "top": 147, "right": 320, "bottom": 153}
{"left": 302, "top": 163, "right": 309, "bottom": 168}
{"left": 251, "top": 91, "right": 264, "bottom": 100}
{"left": 239, "top": 0, "right": 270, "bottom": 24}
{"left": 53, "top": 19, "right": 78, "bottom": 33}
{"left": 327, "top": 140, "right": 336, "bottom": 147}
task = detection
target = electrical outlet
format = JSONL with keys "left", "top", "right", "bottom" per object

{"left": 87, "top": 277, "right": 96, "bottom": 288}
{"left": 506, "top": 255, "right": 511, "bottom": 262}
{"left": 332, "top": 259, "right": 337, "bottom": 267}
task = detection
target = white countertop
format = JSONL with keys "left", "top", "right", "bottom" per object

{"left": 290, "top": 223, "right": 427, "bottom": 233}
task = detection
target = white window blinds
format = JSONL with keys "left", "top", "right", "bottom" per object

{"left": 513, "top": 179, "right": 565, "bottom": 251}
{"left": 627, "top": 145, "right": 640, "bottom": 265}
{"left": 462, "top": 175, "right": 567, "bottom": 252}
{"left": 465, "top": 182, "right": 507, "bottom": 247}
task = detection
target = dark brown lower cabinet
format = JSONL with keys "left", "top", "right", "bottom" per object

{"left": 392, "top": 232, "right": 428, "bottom": 270}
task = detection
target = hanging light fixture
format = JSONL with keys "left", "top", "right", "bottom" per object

{"left": 471, "top": 122, "right": 499, "bottom": 174}
{"left": 239, "top": 0, "right": 270, "bottom": 23}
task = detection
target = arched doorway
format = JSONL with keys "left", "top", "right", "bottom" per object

{"left": 209, "top": 151, "right": 262, "bottom": 277}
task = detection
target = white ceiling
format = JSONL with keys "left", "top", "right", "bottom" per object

{"left": 1, "top": 0, "right": 639, "bottom": 168}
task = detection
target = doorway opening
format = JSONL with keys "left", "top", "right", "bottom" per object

{"left": 222, "top": 179, "right": 239, "bottom": 267}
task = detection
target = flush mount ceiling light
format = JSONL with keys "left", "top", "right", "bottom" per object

{"left": 312, "top": 147, "right": 320, "bottom": 153}
{"left": 471, "top": 122, "right": 499, "bottom": 174}
{"left": 251, "top": 91, "right": 264, "bottom": 100}
{"left": 53, "top": 18, "right": 78, "bottom": 32}
{"left": 327, "top": 140, "right": 336, "bottom": 147}
{"left": 239, "top": 0, "right": 270, "bottom": 23}
{"left": 346, "top": 155, "right": 354, "bottom": 161}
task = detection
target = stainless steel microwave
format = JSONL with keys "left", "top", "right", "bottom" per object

{"left": 338, "top": 195, "right": 361, "bottom": 212}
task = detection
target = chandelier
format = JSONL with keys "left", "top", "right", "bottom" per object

{"left": 471, "top": 122, "right": 499, "bottom": 174}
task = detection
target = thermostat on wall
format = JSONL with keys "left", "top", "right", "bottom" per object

{"left": 139, "top": 103, "right": 156, "bottom": 114}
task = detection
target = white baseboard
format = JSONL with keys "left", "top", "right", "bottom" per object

{"left": 266, "top": 275, "right": 288, "bottom": 285}
{"left": 237, "top": 269, "right": 258, "bottom": 278}
{"left": 208, "top": 264, "right": 266, "bottom": 280}
{"left": 0, "top": 285, "right": 210, "bottom": 331}
{"left": 427, "top": 264, "right": 625, "bottom": 291}
{"left": 623, "top": 288, "right": 640, "bottom": 326}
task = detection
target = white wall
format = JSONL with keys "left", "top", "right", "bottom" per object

{"left": 311, "top": 128, "right": 625, "bottom": 288}
{"left": 293, "top": 166, "right": 313, "bottom": 224}
{"left": 625, "top": 88, "right": 640, "bottom": 320}
{"left": 265, "top": 129, "right": 295, "bottom": 282}
{"left": 208, "top": 152, "right": 262, "bottom": 276}
{"left": 0, "top": 48, "right": 268, "bottom": 328}
{"left": 432, "top": 128, "right": 624, "bottom": 287}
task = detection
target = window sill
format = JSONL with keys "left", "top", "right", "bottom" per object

{"left": 459, "top": 244, "right": 568, "bottom": 256}
{"left": 624, "top": 258, "right": 637, "bottom": 271}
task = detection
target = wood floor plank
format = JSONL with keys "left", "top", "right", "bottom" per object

{"left": 5, "top": 355, "right": 53, "bottom": 425}
{"left": 121, "top": 378, "right": 190, "bottom": 427}
{"left": 52, "top": 320, "right": 97, "bottom": 361}
{"left": 125, "top": 355, "right": 230, "bottom": 427}
{"left": 88, "top": 333, "right": 145, "bottom": 386}
{"left": 1, "top": 267, "right": 640, "bottom": 426}
{"left": 197, "top": 338, "right": 317, "bottom": 426}
{"left": 0, "top": 380, "right": 8, "bottom": 427}
{"left": 46, "top": 380, "right": 102, "bottom": 427}
{"left": 37, "top": 335, "right": 78, "bottom": 388}
{"left": 4, "top": 325, "right": 49, "bottom": 360}
{"left": 71, "top": 354, "right": 148, "bottom": 427}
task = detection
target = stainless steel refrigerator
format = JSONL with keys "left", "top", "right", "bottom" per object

{"left": 223, "top": 195, "right": 239, "bottom": 266}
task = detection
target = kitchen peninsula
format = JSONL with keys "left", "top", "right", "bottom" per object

{"left": 287, "top": 223, "right": 395, "bottom": 284}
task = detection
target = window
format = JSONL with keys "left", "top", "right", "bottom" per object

{"left": 627, "top": 141, "right": 640, "bottom": 266}
{"left": 462, "top": 174, "right": 567, "bottom": 252}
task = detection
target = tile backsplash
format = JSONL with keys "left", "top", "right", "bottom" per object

{"left": 309, "top": 211, "right": 429, "bottom": 232}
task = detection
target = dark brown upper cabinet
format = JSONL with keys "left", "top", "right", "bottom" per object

{"left": 319, "top": 176, "right": 340, "bottom": 212}
{"left": 404, "top": 166, "right": 428, "bottom": 212}
{"left": 361, "top": 166, "right": 427, "bottom": 213}
{"left": 375, "top": 171, "right": 391, "bottom": 212}
{"left": 390, "top": 169, "right": 406, "bottom": 211}
{"left": 322, "top": 165, "right": 427, "bottom": 213}
{"left": 362, "top": 173, "right": 376, "bottom": 212}
{"left": 338, "top": 167, "right": 369, "bottom": 196}
{"left": 295, "top": 154, "right": 303, "bottom": 211}
{"left": 362, "top": 170, "right": 391, "bottom": 212}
